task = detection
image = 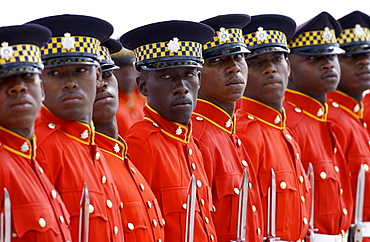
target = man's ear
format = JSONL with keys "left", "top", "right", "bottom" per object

{"left": 136, "top": 74, "right": 148, "bottom": 97}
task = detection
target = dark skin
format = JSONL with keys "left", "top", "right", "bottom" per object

{"left": 198, "top": 53, "right": 247, "bottom": 117}
{"left": 40, "top": 64, "right": 102, "bottom": 124}
{"left": 245, "top": 52, "right": 290, "bottom": 112}
{"left": 93, "top": 70, "right": 119, "bottom": 139}
{"left": 136, "top": 67, "right": 200, "bottom": 125}
{"left": 0, "top": 73, "right": 44, "bottom": 140}
{"left": 288, "top": 53, "right": 341, "bottom": 105}
{"left": 337, "top": 52, "right": 370, "bottom": 103}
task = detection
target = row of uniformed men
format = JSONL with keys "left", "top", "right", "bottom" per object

{"left": 0, "top": 8, "right": 370, "bottom": 242}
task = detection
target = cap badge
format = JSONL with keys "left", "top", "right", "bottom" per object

{"left": 256, "top": 27, "right": 268, "bottom": 42}
{"left": 167, "top": 37, "right": 181, "bottom": 53}
{"left": 354, "top": 24, "right": 365, "bottom": 38}
{"left": 0, "top": 42, "right": 13, "bottom": 61}
{"left": 62, "top": 32, "right": 76, "bottom": 51}
{"left": 322, "top": 27, "right": 333, "bottom": 42}
{"left": 218, "top": 27, "right": 230, "bottom": 43}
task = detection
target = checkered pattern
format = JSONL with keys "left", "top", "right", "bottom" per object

{"left": 337, "top": 27, "right": 370, "bottom": 45}
{"left": 41, "top": 36, "right": 100, "bottom": 56}
{"left": 98, "top": 46, "right": 112, "bottom": 62}
{"left": 203, "top": 28, "right": 244, "bottom": 50}
{"left": 0, "top": 44, "right": 41, "bottom": 65}
{"left": 244, "top": 30, "right": 287, "bottom": 47}
{"left": 134, "top": 41, "right": 202, "bottom": 64}
{"left": 288, "top": 29, "right": 337, "bottom": 48}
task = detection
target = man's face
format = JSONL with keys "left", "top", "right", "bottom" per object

{"left": 199, "top": 53, "right": 247, "bottom": 104}
{"left": 337, "top": 52, "right": 370, "bottom": 95}
{"left": 93, "top": 70, "right": 119, "bottom": 124}
{"left": 245, "top": 52, "right": 290, "bottom": 105}
{"left": 0, "top": 73, "right": 44, "bottom": 130}
{"left": 288, "top": 53, "right": 341, "bottom": 96}
{"left": 40, "top": 64, "right": 101, "bottom": 124}
{"left": 113, "top": 65, "right": 140, "bottom": 94}
{"left": 137, "top": 67, "right": 200, "bottom": 125}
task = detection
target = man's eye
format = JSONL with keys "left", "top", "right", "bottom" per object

{"left": 210, "top": 58, "right": 221, "bottom": 63}
{"left": 160, "top": 74, "right": 171, "bottom": 79}
{"left": 48, "top": 70, "right": 59, "bottom": 76}
{"left": 77, "top": 67, "right": 87, "bottom": 73}
{"left": 103, "top": 71, "right": 112, "bottom": 77}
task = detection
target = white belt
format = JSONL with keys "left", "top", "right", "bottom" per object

{"left": 311, "top": 233, "right": 347, "bottom": 242}
{"left": 362, "top": 221, "right": 370, "bottom": 237}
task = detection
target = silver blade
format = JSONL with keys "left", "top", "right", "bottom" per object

{"left": 236, "top": 169, "right": 249, "bottom": 241}
{"left": 2, "top": 188, "right": 10, "bottom": 242}
{"left": 185, "top": 175, "right": 196, "bottom": 242}
{"left": 270, "top": 168, "right": 277, "bottom": 237}
{"left": 307, "top": 162, "right": 315, "bottom": 230}
{"left": 78, "top": 183, "right": 90, "bottom": 242}
{"left": 355, "top": 164, "right": 365, "bottom": 224}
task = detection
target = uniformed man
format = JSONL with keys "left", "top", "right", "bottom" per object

{"left": 191, "top": 14, "right": 264, "bottom": 242}
{"left": 236, "top": 14, "right": 310, "bottom": 241}
{"left": 120, "top": 20, "right": 218, "bottom": 241}
{"left": 283, "top": 11, "right": 353, "bottom": 241}
{"left": 111, "top": 48, "right": 145, "bottom": 137}
{"left": 326, "top": 10, "right": 370, "bottom": 241}
{"left": 0, "top": 23, "right": 72, "bottom": 241}
{"left": 93, "top": 38, "right": 165, "bottom": 241}
{"left": 27, "top": 14, "right": 124, "bottom": 241}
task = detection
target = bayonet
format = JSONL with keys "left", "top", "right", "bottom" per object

{"left": 265, "top": 168, "right": 280, "bottom": 241}
{"left": 306, "top": 162, "right": 318, "bottom": 241}
{"left": 78, "top": 183, "right": 90, "bottom": 242}
{"left": 0, "top": 188, "right": 10, "bottom": 242}
{"left": 185, "top": 174, "right": 196, "bottom": 242}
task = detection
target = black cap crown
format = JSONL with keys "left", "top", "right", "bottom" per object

{"left": 337, "top": 11, "right": 370, "bottom": 54}
{"left": 201, "top": 14, "right": 251, "bottom": 60}
{"left": 98, "top": 38, "right": 122, "bottom": 72}
{"left": 28, "top": 14, "right": 113, "bottom": 67}
{"left": 242, "top": 14, "right": 296, "bottom": 59}
{"left": 120, "top": 20, "right": 214, "bottom": 71}
{"left": 288, "top": 11, "right": 344, "bottom": 55}
{"left": 0, "top": 24, "right": 51, "bottom": 78}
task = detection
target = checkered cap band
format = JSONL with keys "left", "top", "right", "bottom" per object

{"left": 244, "top": 30, "right": 287, "bottom": 48}
{"left": 288, "top": 29, "right": 337, "bottom": 48}
{"left": 134, "top": 40, "right": 202, "bottom": 64}
{"left": 98, "top": 45, "right": 113, "bottom": 62}
{"left": 41, "top": 36, "right": 100, "bottom": 57}
{"left": 337, "top": 27, "right": 370, "bottom": 45}
{"left": 0, "top": 44, "right": 41, "bottom": 65}
{"left": 203, "top": 28, "right": 244, "bottom": 50}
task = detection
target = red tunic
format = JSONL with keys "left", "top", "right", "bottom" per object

{"left": 235, "top": 97, "right": 310, "bottom": 240}
{"left": 95, "top": 131, "right": 165, "bottom": 241}
{"left": 191, "top": 99, "right": 264, "bottom": 242}
{"left": 284, "top": 89, "right": 353, "bottom": 235}
{"left": 363, "top": 92, "right": 370, "bottom": 135}
{"left": 0, "top": 126, "right": 72, "bottom": 241}
{"left": 116, "top": 91, "right": 145, "bottom": 137}
{"left": 327, "top": 91, "right": 370, "bottom": 224}
{"left": 125, "top": 104, "right": 218, "bottom": 242}
{"left": 35, "top": 106, "right": 124, "bottom": 242}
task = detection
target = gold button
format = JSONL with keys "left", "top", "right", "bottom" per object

{"left": 51, "top": 190, "right": 57, "bottom": 199}
{"left": 280, "top": 181, "right": 287, "bottom": 189}
{"left": 48, "top": 123, "right": 56, "bottom": 129}
{"left": 95, "top": 152, "right": 101, "bottom": 160}
{"left": 301, "top": 196, "right": 305, "bottom": 203}
{"left": 196, "top": 180, "right": 202, "bottom": 188}
{"left": 38, "top": 167, "right": 44, "bottom": 174}
{"left": 106, "top": 199, "right": 113, "bottom": 208}
{"left": 140, "top": 183, "right": 145, "bottom": 191}
{"left": 320, "top": 171, "right": 327, "bottom": 179}
{"left": 127, "top": 222, "right": 135, "bottom": 230}
{"left": 364, "top": 123, "right": 368, "bottom": 128}
{"left": 210, "top": 234, "right": 215, "bottom": 241}
{"left": 212, "top": 205, "right": 216, "bottom": 212}
{"left": 285, "top": 134, "right": 292, "bottom": 140}
{"left": 191, "top": 163, "right": 197, "bottom": 170}
{"left": 188, "top": 148, "right": 193, "bottom": 155}
{"left": 89, "top": 204, "right": 94, "bottom": 213}
{"left": 247, "top": 114, "right": 254, "bottom": 120}
{"left": 303, "top": 217, "right": 308, "bottom": 225}
{"left": 343, "top": 208, "right": 348, "bottom": 215}
{"left": 11, "top": 233, "right": 17, "bottom": 238}
{"left": 101, "top": 175, "right": 107, "bottom": 184}
{"left": 332, "top": 102, "right": 339, "bottom": 108}
{"left": 257, "top": 228, "right": 261, "bottom": 235}
{"left": 196, "top": 116, "right": 204, "bottom": 121}
{"left": 158, "top": 240, "right": 162, "bottom": 242}
{"left": 152, "top": 122, "right": 159, "bottom": 127}
{"left": 234, "top": 187, "right": 240, "bottom": 195}
{"left": 147, "top": 201, "right": 152, "bottom": 208}
{"left": 248, "top": 182, "right": 252, "bottom": 189}
{"left": 162, "top": 218, "right": 166, "bottom": 226}
{"left": 241, "top": 160, "right": 248, "bottom": 167}
{"left": 39, "top": 218, "right": 46, "bottom": 228}
{"left": 204, "top": 217, "right": 209, "bottom": 224}
{"left": 252, "top": 205, "right": 256, "bottom": 212}
{"left": 296, "top": 153, "right": 300, "bottom": 160}
{"left": 130, "top": 167, "right": 136, "bottom": 173}
{"left": 237, "top": 139, "right": 242, "bottom": 146}
{"left": 340, "top": 188, "right": 343, "bottom": 195}
{"left": 200, "top": 199, "right": 205, "bottom": 206}
{"left": 182, "top": 203, "right": 187, "bottom": 209}
{"left": 334, "top": 166, "right": 339, "bottom": 173}
{"left": 334, "top": 147, "right": 337, "bottom": 153}
{"left": 299, "top": 175, "right": 304, "bottom": 183}
{"left": 294, "top": 107, "right": 302, "bottom": 113}
{"left": 59, "top": 215, "right": 64, "bottom": 223}
{"left": 153, "top": 219, "right": 158, "bottom": 227}
{"left": 364, "top": 164, "right": 369, "bottom": 172}
{"left": 114, "top": 226, "right": 119, "bottom": 234}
